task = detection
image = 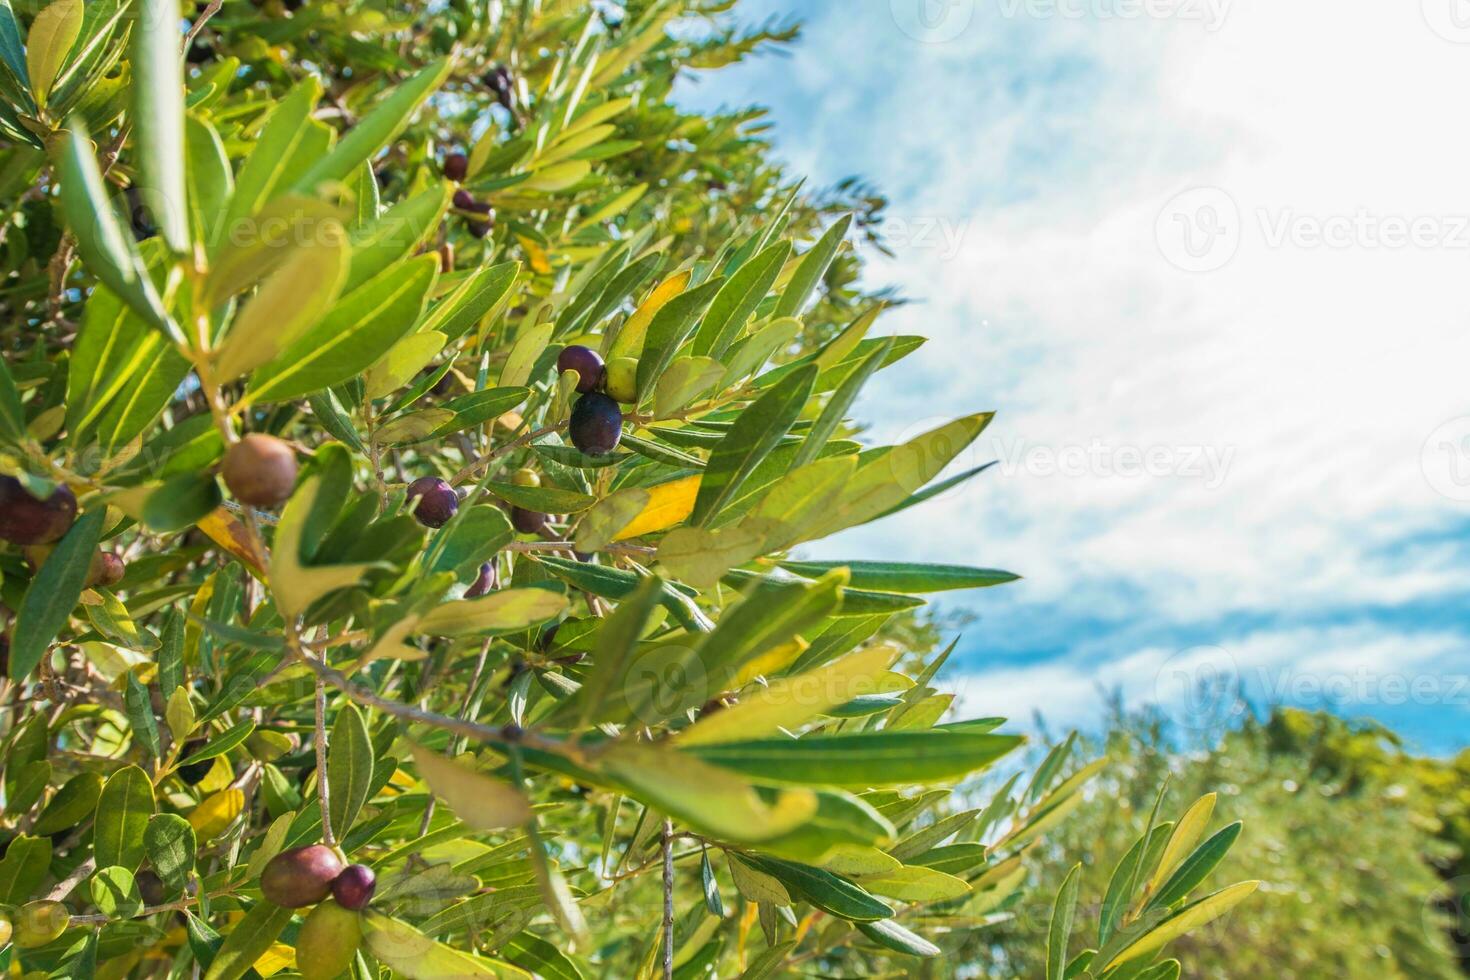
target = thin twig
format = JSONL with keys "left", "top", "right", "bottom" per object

{"left": 450, "top": 421, "right": 566, "bottom": 486}
{"left": 314, "top": 670, "right": 336, "bottom": 847}
{"left": 182, "top": 0, "right": 223, "bottom": 54}
{"left": 662, "top": 818, "right": 675, "bottom": 980}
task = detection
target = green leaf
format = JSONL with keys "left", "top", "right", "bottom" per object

{"left": 144, "top": 812, "right": 197, "bottom": 893}
{"left": 421, "top": 260, "right": 520, "bottom": 343}
{"left": 143, "top": 471, "right": 223, "bottom": 533}
{"left": 10, "top": 507, "right": 104, "bottom": 680}
{"left": 744, "top": 856, "right": 891, "bottom": 922}
{"left": 33, "top": 771, "right": 101, "bottom": 835}
{"left": 688, "top": 731, "right": 1024, "bottom": 789}
{"left": 0, "top": 1, "right": 28, "bottom": 94}
{"left": 59, "top": 123, "right": 182, "bottom": 344}
{"left": 362, "top": 910, "right": 519, "bottom": 979}
{"left": 346, "top": 184, "right": 452, "bottom": 292}
{"left": 776, "top": 559, "right": 1017, "bottom": 594}
{"left": 124, "top": 670, "right": 160, "bottom": 758}
{"left": 185, "top": 114, "right": 233, "bottom": 253}
{"left": 774, "top": 214, "right": 851, "bottom": 318}
{"left": 175, "top": 720, "right": 254, "bottom": 768}
{"left": 485, "top": 481, "right": 598, "bottom": 514}
{"left": 202, "top": 899, "right": 294, "bottom": 980}
{"left": 503, "top": 931, "right": 587, "bottom": 980}
{"left": 290, "top": 59, "right": 453, "bottom": 194}
{"left": 1148, "top": 822, "right": 1243, "bottom": 910}
{"left": 692, "top": 241, "right": 791, "bottom": 358}
{"left": 701, "top": 850, "right": 724, "bottom": 917}
{"left": 212, "top": 214, "right": 351, "bottom": 382}
{"left": 0, "top": 356, "right": 26, "bottom": 444}
{"left": 653, "top": 356, "right": 723, "bottom": 419}
{"left": 600, "top": 743, "right": 817, "bottom": 844}
{"left": 410, "top": 743, "right": 531, "bottom": 830}
{"left": 0, "top": 834, "right": 50, "bottom": 903}
{"left": 417, "top": 588, "right": 568, "bottom": 637}
{"left": 247, "top": 254, "right": 438, "bottom": 403}
{"left": 90, "top": 865, "right": 142, "bottom": 918}
{"left": 1102, "top": 881, "right": 1259, "bottom": 970}
{"left": 570, "top": 574, "right": 663, "bottom": 728}
{"left": 634, "top": 277, "right": 725, "bottom": 400}
{"left": 792, "top": 334, "right": 891, "bottom": 469}
{"left": 268, "top": 470, "right": 378, "bottom": 620}
{"left": 1048, "top": 864, "right": 1082, "bottom": 980}
{"left": 222, "top": 76, "right": 324, "bottom": 232}
{"left": 364, "top": 330, "right": 447, "bottom": 401}
{"left": 691, "top": 364, "right": 816, "bottom": 525}
{"left": 856, "top": 919, "right": 941, "bottom": 958}
{"left": 855, "top": 864, "right": 969, "bottom": 902}
{"left": 328, "top": 703, "right": 374, "bottom": 837}
{"left": 133, "top": 0, "right": 188, "bottom": 252}
{"left": 26, "top": 0, "right": 81, "bottom": 106}
{"left": 93, "top": 764, "right": 154, "bottom": 870}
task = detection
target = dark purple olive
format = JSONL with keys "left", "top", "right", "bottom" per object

{"left": 330, "top": 864, "right": 376, "bottom": 911}
{"left": 222, "top": 434, "right": 298, "bottom": 507}
{"left": 510, "top": 507, "right": 548, "bottom": 535}
{"left": 466, "top": 561, "right": 495, "bottom": 597}
{"left": 260, "top": 845, "right": 344, "bottom": 908}
{"left": 135, "top": 869, "right": 167, "bottom": 906}
{"left": 443, "top": 153, "right": 468, "bottom": 182}
{"left": 177, "top": 739, "right": 214, "bottom": 785}
{"left": 556, "top": 345, "right": 605, "bottom": 394}
{"left": 465, "top": 201, "right": 494, "bottom": 239}
{"left": 0, "top": 476, "right": 77, "bottom": 545}
{"left": 452, "top": 188, "right": 476, "bottom": 211}
{"left": 569, "top": 392, "right": 622, "bottom": 456}
{"left": 406, "top": 477, "right": 458, "bottom": 528}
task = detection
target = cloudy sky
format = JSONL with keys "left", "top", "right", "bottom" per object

{"left": 679, "top": 0, "right": 1470, "bottom": 750}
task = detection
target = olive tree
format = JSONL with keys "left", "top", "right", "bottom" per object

{"left": 0, "top": 0, "right": 1253, "bottom": 976}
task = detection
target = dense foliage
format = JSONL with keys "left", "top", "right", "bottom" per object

{"left": 0, "top": 1, "right": 1257, "bottom": 976}
{"left": 979, "top": 707, "right": 1469, "bottom": 978}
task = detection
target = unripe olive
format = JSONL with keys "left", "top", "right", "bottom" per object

{"left": 406, "top": 477, "right": 458, "bottom": 528}
{"left": 14, "top": 901, "right": 68, "bottom": 948}
{"left": 295, "top": 900, "right": 362, "bottom": 980}
{"left": 0, "top": 913, "right": 11, "bottom": 947}
{"left": 260, "top": 844, "right": 345, "bottom": 908}
{"left": 556, "top": 345, "right": 605, "bottom": 394}
{"left": 604, "top": 356, "right": 639, "bottom": 405}
{"left": 569, "top": 392, "right": 623, "bottom": 456}
{"left": 512, "top": 468, "right": 540, "bottom": 488}
{"left": 222, "top": 434, "right": 298, "bottom": 507}
{"left": 0, "top": 476, "right": 77, "bottom": 545}
{"left": 86, "top": 551, "right": 125, "bottom": 589}
{"left": 330, "top": 864, "right": 376, "bottom": 910}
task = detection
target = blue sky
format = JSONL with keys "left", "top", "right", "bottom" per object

{"left": 678, "top": 0, "right": 1470, "bottom": 752}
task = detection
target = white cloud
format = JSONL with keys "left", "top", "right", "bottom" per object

{"left": 686, "top": 0, "right": 1470, "bottom": 739}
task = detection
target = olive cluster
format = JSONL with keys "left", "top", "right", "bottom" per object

{"left": 260, "top": 844, "right": 377, "bottom": 979}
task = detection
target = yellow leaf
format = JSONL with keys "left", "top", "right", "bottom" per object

{"left": 409, "top": 744, "right": 531, "bottom": 830}
{"left": 612, "top": 474, "right": 700, "bottom": 541}
{"left": 1148, "top": 793, "right": 1217, "bottom": 891}
{"left": 521, "top": 159, "right": 590, "bottom": 193}
{"left": 27, "top": 0, "right": 82, "bottom": 105}
{"left": 608, "top": 269, "right": 691, "bottom": 360}
{"left": 574, "top": 488, "right": 649, "bottom": 554}
{"left": 732, "top": 639, "right": 808, "bottom": 688}
{"left": 189, "top": 788, "right": 244, "bottom": 838}
{"left": 678, "top": 644, "right": 899, "bottom": 746}
{"left": 361, "top": 911, "right": 530, "bottom": 979}
{"left": 1104, "top": 881, "right": 1260, "bottom": 970}
{"left": 197, "top": 507, "right": 267, "bottom": 575}
{"left": 252, "top": 943, "right": 295, "bottom": 977}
